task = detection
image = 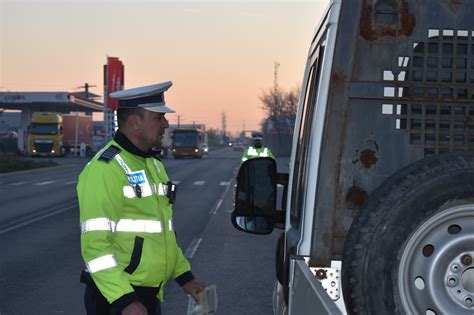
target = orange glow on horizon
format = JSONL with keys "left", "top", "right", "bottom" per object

{"left": 1, "top": 1, "right": 329, "bottom": 133}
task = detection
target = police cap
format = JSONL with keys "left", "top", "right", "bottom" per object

{"left": 110, "top": 81, "right": 175, "bottom": 113}
{"left": 252, "top": 132, "right": 263, "bottom": 140}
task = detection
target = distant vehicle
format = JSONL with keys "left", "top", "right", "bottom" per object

{"left": 28, "top": 112, "right": 62, "bottom": 156}
{"left": 202, "top": 143, "right": 209, "bottom": 156}
{"left": 0, "top": 131, "right": 17, "bottom": 139}
{"left": 228, "top": 140, "right": 235, "bottom": 147}
{"left": 62, "top": 114, "right": 93, "bottom": 155}
{"left": 233, "top": 142, "right": 243, "bottom": 151}
{"left": 28, "top": 112, "right": 93, "bottom": 157}
{"left": 172, "top": 127, "right": 205, "bottom": 159}
{"left": 0, "top": 131, "right": 18, "bottom": 155}
{"left": 152, "top": 146, "right": 168, "bottom": 159}
{"left": 159, "top": 128, "right": 173, "bottom": 157}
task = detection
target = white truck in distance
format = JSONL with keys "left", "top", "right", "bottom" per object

{"left": 231, "top": 0, "right": 474, "bottom": 314}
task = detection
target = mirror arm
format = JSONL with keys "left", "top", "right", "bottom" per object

{"left": 277, "top": 172, "right": 289, "bottom": 185}
{"left": 275, "top": 172, "right": 289, "bottom": 229}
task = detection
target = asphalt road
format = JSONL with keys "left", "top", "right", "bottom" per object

{"left": 0, "top": 148, "right": 283, "bottom": 315}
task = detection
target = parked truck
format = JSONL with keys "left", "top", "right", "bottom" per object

{"left": 232, "top": 1, "right": 474, "bottom": 314}
{"left": 28, "top": 112, "right": 93, "bottom": 157}
{"left": 62, "top": 114, "right": 93, "bottom": 155}
{"left": 28, "top": 112, "right": 63, "bottom": 157}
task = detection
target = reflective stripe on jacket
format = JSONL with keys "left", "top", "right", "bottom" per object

{"left": 78, "top": 139, "right": 191, "bottom": 304}
{"left": 241, "top": 146, "right": 274, "bottom": 163}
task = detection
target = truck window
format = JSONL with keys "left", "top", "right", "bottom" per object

{"left": 30, "top": 123, "right": 59, "bottom": 135}
{"left": 290, "top": 40, "right": 325, "bottom": 228}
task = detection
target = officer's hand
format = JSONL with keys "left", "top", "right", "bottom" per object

{"left": 183, "top": 280, "right": 205, "bottom": 304}
{"left": 121, "top": 301, "right": 148, "bottom": 315}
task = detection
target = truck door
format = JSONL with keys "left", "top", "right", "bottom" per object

{"left": 278, "top": 3, "right": 341, "bottom": 309}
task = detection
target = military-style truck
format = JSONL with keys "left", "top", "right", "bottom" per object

{"left": 232, "top": 0, "right": 474, "bottom": 314}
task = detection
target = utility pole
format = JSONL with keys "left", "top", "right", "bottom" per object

{"left": 77, "top": 83, "right": 97, "bottom": 99}
{"left": 222, "top": 112, "right": 227, "bottom": 138}
{"left": 178, "top": 115, "right": 181, "bottom": 127}
{"left": 274, "top": 61, "right": 280, "bottom": 91}
{"left": 74, "top": 82, "right": 96, "bottom": 157}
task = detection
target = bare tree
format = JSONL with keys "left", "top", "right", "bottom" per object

{"left": 259, "top": 85, "right": 300, "bottom": 156}
{"left": 285, "top": 86, "right": 299, "bottom": 121}
{"left": 260, "top": 86, "right": 299, "bottom": 134}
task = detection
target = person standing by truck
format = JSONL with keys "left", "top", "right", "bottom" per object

{"left": 241, "top": 132, "right": 274, "bottom": 163}
{"left": 77, "top": 81, "right": 204, "bottom": 314}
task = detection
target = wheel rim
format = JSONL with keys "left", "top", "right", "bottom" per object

{"left": 398, "top": 204, "right": 474, "bottom": 314}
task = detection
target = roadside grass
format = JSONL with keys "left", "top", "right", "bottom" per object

{"left": 0, "top": 156, "right": 58, "bottom": 173}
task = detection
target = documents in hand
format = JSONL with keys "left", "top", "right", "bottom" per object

{"left": 187, "top": 285, "right": 218, "bottom": 315}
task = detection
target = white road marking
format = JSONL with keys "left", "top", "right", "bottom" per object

{"left": 8, "top": 181, "right": 27, "bottom": 186}
{"left": 65, "top": 180, "right": 77, "bottom": 185}
{"left": 210, "top": 199, "right": 223, "bottom": 215}
{"left": 173, "top": 180, "right": 181, "bottom": 185}
{"left": 210, "top": 176, "right": 235, "bottom": 215}
{"left": 34, "top": 181, "right": 55, "bottom": 186}
{"left": 0, "top": 203, "right": 77, "bottom": 234}
{"left": 193, "top": 181, "right": 205, "bottom": 186}
{"left": 219, "top": 181, "right": 230, "bottom": 186}
{"left": 184, "top": 237, "right": 202, "bottom": 259}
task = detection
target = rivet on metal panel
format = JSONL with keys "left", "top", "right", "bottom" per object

{"left": 461, "top": 254, "right": 472, "bottom": 266}
{"left": 315, "top": 269, "right": 328, "bottom": 280}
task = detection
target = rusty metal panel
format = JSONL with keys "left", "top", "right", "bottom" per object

{"left": 310, "top": 0, "right": 474, "bottom": 265}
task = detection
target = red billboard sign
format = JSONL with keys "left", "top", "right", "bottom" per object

{"left": 104, "top": 57, "right": 124, "bottom": 110}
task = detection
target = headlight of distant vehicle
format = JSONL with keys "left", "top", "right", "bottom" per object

{"left": 204, "top": 147, "right": 208, "bottom": 152}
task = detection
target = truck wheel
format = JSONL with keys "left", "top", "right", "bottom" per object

{"left": 342, "top": 152, "right": 474, "bottom": 315}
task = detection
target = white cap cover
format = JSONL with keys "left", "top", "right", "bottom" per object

{"left": 110, "top": 81, "right": 175, "bottom": 113}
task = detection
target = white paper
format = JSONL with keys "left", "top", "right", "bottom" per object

{"left": 187, "top": 285, "right": 218, "bottom": 315}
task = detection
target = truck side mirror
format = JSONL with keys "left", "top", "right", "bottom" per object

{"left": 231, "top": 157, "right": 277, "bottom": 235}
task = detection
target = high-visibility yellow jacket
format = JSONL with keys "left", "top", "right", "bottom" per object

{"left": 77, "top": 131, "right": 193, "bottom": 307}
{"left": 241, "top": 145, "right": 274, "bottom": 164}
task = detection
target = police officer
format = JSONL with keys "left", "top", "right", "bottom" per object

{"left": 78, "top": 81, "right": 204, "bottom": 315}
{"left": 241, "top": 132, "right": 274, "bottom": 163}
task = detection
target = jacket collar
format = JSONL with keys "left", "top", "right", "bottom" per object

{"left": 114, "top": 130, "right": 151, "bottom": 158}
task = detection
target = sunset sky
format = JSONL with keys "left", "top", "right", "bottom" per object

{"left": 1, "top": 0, "right": 329, "bottom": 133}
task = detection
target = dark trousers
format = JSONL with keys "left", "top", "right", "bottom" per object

{"left": 84, "top": 285, "right": 161, "bottom": 315}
